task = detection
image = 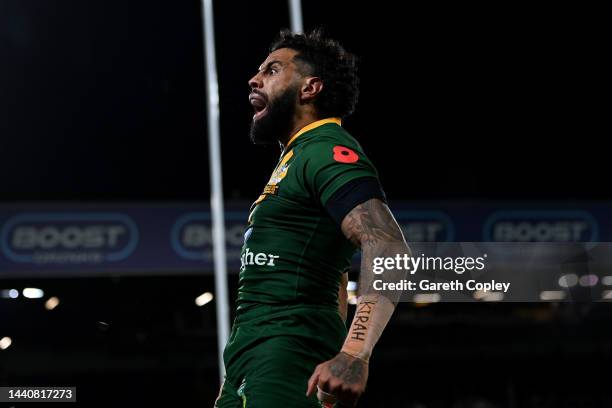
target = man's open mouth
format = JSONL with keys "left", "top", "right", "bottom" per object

{"left": 249, "top": 93, "right": 268, "bottom": 121}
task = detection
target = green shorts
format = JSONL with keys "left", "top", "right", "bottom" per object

{"left": 214, "top": 303, "right": 347, "bottom": 408}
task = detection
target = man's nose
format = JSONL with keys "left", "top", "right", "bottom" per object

{"left": 248, "top": 73, "right": 262, "bottom": 89}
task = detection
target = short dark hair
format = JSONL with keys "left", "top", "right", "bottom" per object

{"left": 270, "top": 29, "right": 359, "bottom": 119}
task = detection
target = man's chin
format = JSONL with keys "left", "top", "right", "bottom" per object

{"left": 248, "top": 86, "right": 297, "bottom": 145}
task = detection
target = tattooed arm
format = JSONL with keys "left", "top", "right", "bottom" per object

{"left": 307, "top": 198, "right": 410, "bottom": 406}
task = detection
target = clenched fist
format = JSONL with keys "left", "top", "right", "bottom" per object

{"left": 306, "top": 352, "right": 369, "bottom": 407}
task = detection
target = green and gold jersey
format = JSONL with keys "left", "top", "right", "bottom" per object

{"left": 238, "top": 118, "right": 381, "bottom": 308}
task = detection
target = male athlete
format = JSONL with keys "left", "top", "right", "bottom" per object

{"left": 214, "top": 30, "right": 410, "bottom": 408}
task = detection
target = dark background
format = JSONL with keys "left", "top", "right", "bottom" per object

{"left": 1, "top": 1, "right": 606, "bottom": 202}
{"left": 0, "top": 1, "right": 609, "bottom": 407}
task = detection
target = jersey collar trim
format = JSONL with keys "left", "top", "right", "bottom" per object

{"left": 285, "top": 117, "right": 342, "bottom": 149}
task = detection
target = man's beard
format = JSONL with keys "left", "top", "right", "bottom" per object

{"left": 249, "top": 85, "right": 298, "bottom": 145}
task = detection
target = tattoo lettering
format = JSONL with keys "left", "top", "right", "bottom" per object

{"left": 350, "top": 301, "right": 376, "bottom": 341}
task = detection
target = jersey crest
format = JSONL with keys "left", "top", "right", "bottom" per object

{"left": 249, "top": 149, "right": 295, "bottom": 222}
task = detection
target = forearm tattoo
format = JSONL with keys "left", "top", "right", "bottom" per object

{"left": 341, "top": 198, "right": 411, "bottom": 305}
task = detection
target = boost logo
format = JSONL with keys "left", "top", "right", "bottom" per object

{"left": 1, "top": 213, "right": 139, "bottom": 264}
{"left": 484, "top": 210, "right": 598, "bottom": 242}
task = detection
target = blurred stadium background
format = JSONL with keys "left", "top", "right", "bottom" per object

{"left": 0, "top": 1, "right": 608, "bottom": 407}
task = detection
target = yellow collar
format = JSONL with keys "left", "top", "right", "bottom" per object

{"left": 285, "top": 117, "right": 342, "bottom": 149}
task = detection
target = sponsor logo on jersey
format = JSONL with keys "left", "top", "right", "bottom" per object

{"left": 240, "top": 247, "right": 280, "bottom": 271}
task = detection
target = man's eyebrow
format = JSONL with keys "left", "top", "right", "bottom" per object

{"left": 258, "top": 60, "right": 284, "bottom": 72}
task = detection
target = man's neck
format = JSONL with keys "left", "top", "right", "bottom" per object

{"left": 279, "top": 113, "right": 320, "bottom": 149}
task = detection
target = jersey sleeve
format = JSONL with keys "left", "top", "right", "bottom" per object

{"left": 303, "top": 141, "right": 384, "bottom": 208}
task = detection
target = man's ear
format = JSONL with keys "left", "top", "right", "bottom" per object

{"left": 300, "top": 77, "right": 323, "bottom": 103}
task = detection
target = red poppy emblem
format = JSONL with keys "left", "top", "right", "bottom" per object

{"left": 333, "top": 146, "right": 359, "bottom": 163}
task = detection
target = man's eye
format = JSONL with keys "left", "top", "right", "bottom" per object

{"left": 270, "top": 68, "right": 279, "bottom": 75}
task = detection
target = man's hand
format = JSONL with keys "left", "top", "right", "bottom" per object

{"left": 306, "top": 351, "right": 368, "bottom": 407}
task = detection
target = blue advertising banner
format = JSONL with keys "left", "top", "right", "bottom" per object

{"left": 0, "top": 202, "right": 609, "bottom": 278}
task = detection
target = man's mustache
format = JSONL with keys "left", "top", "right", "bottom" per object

{"left": 249, "top": 89, "right": 268, "bottom": 102}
